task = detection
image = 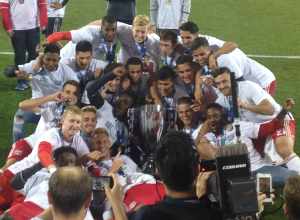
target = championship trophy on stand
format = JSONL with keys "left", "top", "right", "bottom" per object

{"left": 139, "top": 104, "right": 164, "bottom": 174}
{"left": 127, "top": 104, "right": 165, "bottom": 175}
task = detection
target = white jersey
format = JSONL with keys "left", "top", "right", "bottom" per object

{"left": 192, "top": 121, "right": 269, "bottom": 171}
{"left": 8, "top": 128, "right": 90, "bottom": 175}
{"left": 216, "top": 80, "right": 281, "bottom": 123}
{"left": 24, "top": 169, "right": 94, "bottom": 220}
{"left": 96, "top": 100, "right": 117, "bottom": 143}
{"left": 47, "top": 0, "right": 66, "bottom": 17}
{"left": 61, "top": 57, "right": 107, "bottom": 80}
{"left": 216, "top": 45, "right": 275, "bottom": 88}
{"left": 0, "top": 0, "right": 39, "bottom": 30}
{"left": 19, "top": 60, "right": 79, "bottom": 98}
{"left": 150, "top": 0, "right": 191, "bottom": 30}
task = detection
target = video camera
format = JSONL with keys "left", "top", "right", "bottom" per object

{"left": 201, "top": 143, "right": 259, "bottom": 220}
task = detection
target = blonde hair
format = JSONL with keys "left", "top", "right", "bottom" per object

{"left": 133, "top": 15, "right": 150, "bottom": 27}
{"left": 62, "top": 106, "right": 82, "bottom": 118}
{"left": 81, "top": 105, "right": 97, "bottom": 114}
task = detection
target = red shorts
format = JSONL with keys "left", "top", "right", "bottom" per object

{"left": 7, "top": 139, "right": 32, "bottom": 161}
{"left": 7, "top": 201, "right": 43, "bottom": 220}
{"left": 253, "top": 116, "right": 295, "bottom": 155}
{"left": 264, "top": 80, "right": 277, "bottom": 96}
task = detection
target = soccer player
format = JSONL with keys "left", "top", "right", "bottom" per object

{"left": 1, "top": 147, "right": 92, "bottom": 219}
{"left": 150, "top": 0, "right": 191, "bottom": 34}
{"left": 125, "top": 57, "right": 149, "bottom": 106}
{"left": 212, "top": 67, "right": 298, "bottom": 172}
{"left": 0, "top": 0, "right": 47, "bottom": 90}
{"left": 47, "top": 15, "right": 119, "bottom": 63}
{"left": 149, "top": 66, "right": 188, "bottom": 108}
{"left": 12, "top": 43, "right": 79, "bottom": 143}
{"left": 117, "top": 15, "right": 161, "bottom": 73}
{"left": 80, "top": 105, "right": 97, "bottom": 147}
{"left": 191, "top": 37, "right": 276, "bottom": 95}
{"left": 193, "top": 103, "right": 298, "bottom": 187}
{"left": 0, "top": 106, "right": 102, "bottom": 208}
{"left": 176, "top": 97, "right": 200, "bottom": 135}
{"left": 159, "top": 30, "right": 184, "bottom": 68}
{"left": 1, "top": 80, "right": 81, "bottom": 172}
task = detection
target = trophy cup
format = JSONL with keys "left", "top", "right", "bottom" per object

{"left": 139, "top": 104, "right": 164, "bottom": 174}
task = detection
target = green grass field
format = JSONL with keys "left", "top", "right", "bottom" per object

{"left": 1, "top": 0, "right": 300, "bottom": 219}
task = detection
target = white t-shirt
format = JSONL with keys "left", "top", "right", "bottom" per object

{"left": 96, "top": 100, "right": 117, "bottom": 143}
{"left": 0, "top": 0, "right": 39, "bottom": 30}
{"left": 19, "top": 61, "right": 79, "bottom": 99}
{"left": 216, "top": 46, "right": 275, "bottom": 88}
{"left": 25, "top": 170, "right": 94, "bottom": 220}
{"left": 216, "top": 80, "right": 281, "bottom": 123}
{"left": 9, "top": 128, "right": 89, "bottom": 174}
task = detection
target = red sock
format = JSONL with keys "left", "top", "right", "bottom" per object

{"left": 0, "top": 169, "right": 15, "bottom": 207}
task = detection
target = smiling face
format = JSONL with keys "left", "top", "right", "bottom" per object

{"left": 206, "top": 108, "right": 223, "bottom": 133}
{"left": 180, "top": 30, "right": 198, "bottom": 48}
{"left": 177, "top": 103, "right": 193, "bottom": 128}
{"left": 214, "top": 72, "right": 232, "bottom": 96}
{"left": 133, "top": 25, "right": 148, "bottom": 43}
{"left": 75, "top": 51, "right": 92, "bottom": 70}
{"left": 81, "top": 111, "right": 97, "bottom": 135}
{"left": 62, "top": 84, "right": 79, "bottom": 106}
{"left": 176, "top": 63, "right": 194, "bottom": 84}
{"left": 192, "top": 47, "right": 210, "bottom": 66}
{"left": 92, "top": 132, "right": 112, "bottom": 158}
{"left": 43, "top": 52, "right": 60, "bottom": 71}
{"left": 61, "top": 112, "right": 82, "bottom": 141}
{"left": 157, "top": 78, "right": 174, "bottom": 97}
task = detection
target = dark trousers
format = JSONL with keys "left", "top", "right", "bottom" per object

{"left": 44, "top": 17, "right": 63, "bottom": 37}
{"left": 11, "top": 27, "right": 40, "bottom": 66}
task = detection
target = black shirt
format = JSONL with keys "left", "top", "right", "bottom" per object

{"left": 130, "top": 196, "right": 222, "bottom": 220}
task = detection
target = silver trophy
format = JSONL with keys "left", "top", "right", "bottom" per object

{"left": 139, "top": 104, "right": 164, "bottom": 174}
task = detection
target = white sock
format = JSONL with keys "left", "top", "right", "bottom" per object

{"left": 286, "top": 154, "right": 300, "bottom": 173}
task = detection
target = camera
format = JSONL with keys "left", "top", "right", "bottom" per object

{"left": 203, "top": 143, "right": 259, "bottom": 219}
{"left": 92, "top": 176, "right": 114, "bottom": 191}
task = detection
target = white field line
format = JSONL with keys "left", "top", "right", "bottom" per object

{"left": 1, "top": 51, "right": 300, "bottom": 59}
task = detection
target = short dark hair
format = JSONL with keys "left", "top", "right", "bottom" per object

{"left": 48, "top": 167, "right": 92, "bottom": 215}
{"left": 204, "top": 103, "right": 228, "bottom": 126}
{"left": 63, "top": 80, "right": 81, "bottom": 100}
{"left": 160, "top": 30, "right": 178, "bottom": 45}
{"left": 179, "top": 21, "right": 199, "bottom": 34}
{"left": 155, "top": 130, "right": 198, "bottom": 192}
{"left": 176, "top": 55, "right": 193, "bottom": 66}
{"left": 53, "top": 146, "right": 78, "bottom": 167}
{"left": 177, "top": 96, "right": 193, "bottom": 106}
{"left": 190, "top": 37, "right": 209, "bottom": 52}
{"left": 284, "top": 175, "right": 300, "bottom": 220}
{"left": 156, "top": 66, "right": 176, "bottom": 81}
{"left": 103, "top": 62, "right": 124, "bottom": 75}
{"left": 44, "top": 43, "right": 60, "bottom": 54}
{"left": 125, "top": 57, "right": 143, "bottom": 69}
{"left": 212, "top": 67, "right": 231, "bottom": 78}
{"left": 75, "top": 40, "right": 93, "bottom": 53}
{"left": 102, "top": 15, "right": 117, "bottom": 25}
